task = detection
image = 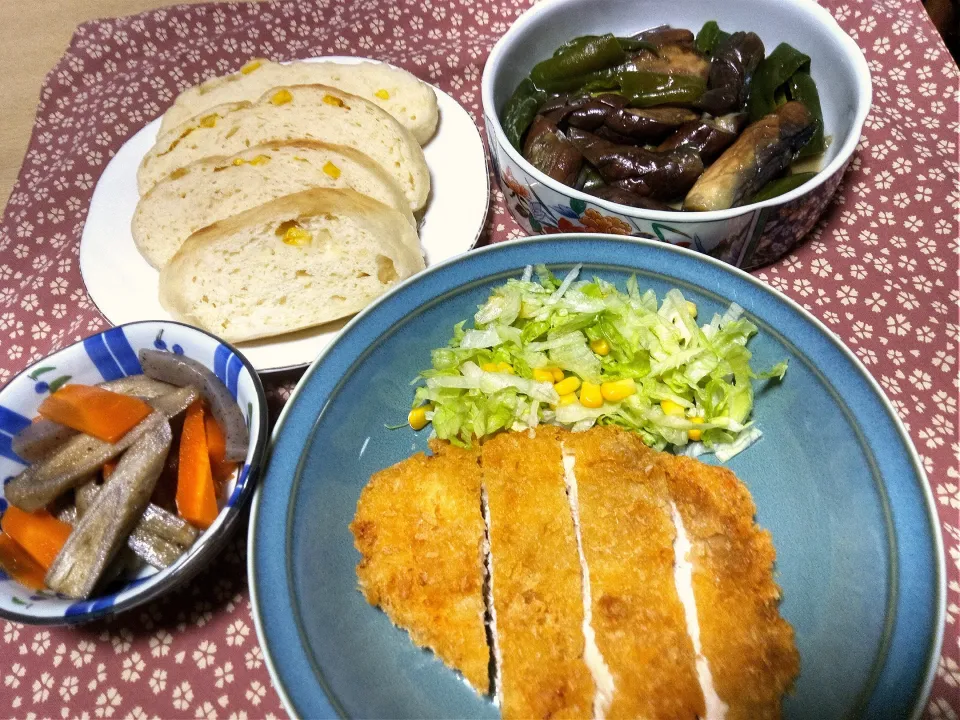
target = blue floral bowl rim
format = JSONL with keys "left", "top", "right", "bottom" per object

{"left": 247, "top": 233, "right": 945, "bottom": 719}
{"left": 480, "top": 0, "right": 873, "bottom": 222}
{"left": 0, "top": 319, "right": 270, "bottom": 625}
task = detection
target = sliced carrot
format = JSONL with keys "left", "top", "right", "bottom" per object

{"left": 0, "top": 506, "right": 73, "bottom": 569}
{"left": 102, "top": 459, "right": 118, "bottom": 480}
{"left": 177, "top": 401, "right": 219, "bottom": 530}
{"left": 0, "top": 533, "right": 48, "bottom": 591}
{"left": 204, "top": 413, "right": 237, "bottom": 486}
{"left": 38, "top": 384, "right": 152, "bottom": 443}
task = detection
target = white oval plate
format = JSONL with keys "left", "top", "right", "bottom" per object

{"left": 79, "top": 57, "right": 489, "bottom": 373}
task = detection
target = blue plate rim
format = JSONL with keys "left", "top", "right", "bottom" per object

{"left": 0, "top": 319, "right": 270, "bottom": 625}
{"left": 248, "top": 234, "right": 946, "bottom": 720}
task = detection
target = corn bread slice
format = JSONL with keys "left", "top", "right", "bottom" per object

{"left": 139, "top": 85, "right": 430, "bottom": 211}
{"left": 161, "top": 59, "right": 438, "bottom": 144}
{"left": 132, "top": 140, "right": 415, "bottom": 269}
{"left": 158, "top": 188, "right": 424, "bottom": 342}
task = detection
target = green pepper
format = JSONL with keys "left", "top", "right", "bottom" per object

{"left": 553, "top": 34, "right": 656, "bottom": 57}
{"left": 694, "top": 21, "right": 730, "bottom": 55}
{"left": 530, "top": 34, "right": 626, "bottom": 89}
{"left": 500, "top": 78, "right": 546, "bottom": 151}
{"left": 747, "top": 43, "right": 811, "bottom": 121}
{"left": 788, "top": 72, "right": 826, "bottom": 157}
{"left": 621, "top": 71, "right": 706, "bottom": 108}
{"left": 749, "top": 172, "right": 817, "bottom": 202}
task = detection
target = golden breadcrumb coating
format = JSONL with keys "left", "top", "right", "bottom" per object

{"left": 561, "top": 426, "right": 706, "bottom": 719}
{"left": 349, "top": 441, "right": 490, "bottom": 693}
{"left": 481, "top": 428, "right": 595, "bottom": 720}
{"left": 660, "top": 454, "right": 800, "bottom": 720}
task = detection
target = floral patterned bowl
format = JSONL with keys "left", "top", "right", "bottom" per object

{"left": 480, "top": 0, "right": 871, "bottom": 270}
{"left": 0, "top": 321, "right": 268, "bottom": 624}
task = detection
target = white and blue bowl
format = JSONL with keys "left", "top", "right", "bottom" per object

{"left": 0, "top": 321, "right": 268, "bottom": 624}
{"left": 480, "top": 0, "right": 872, "bottom": 269}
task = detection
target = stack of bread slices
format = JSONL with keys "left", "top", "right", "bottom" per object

{"left": 133, "top": 59, "right": 437, "bottom": 344}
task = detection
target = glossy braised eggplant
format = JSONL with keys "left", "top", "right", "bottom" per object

{"left": 569, "top": 128, "right": 704, "bottom": 200}
{"left": 45, "top": 420, "right": 173, "bottom": 598}
{"left": 522, "top": 115, "right": 583, "bottom": 184}
{"left": 585, "top": 185, "right": 674, "bottom": 210}
{"left": 696, "top": 31, "right": 765, "bottom": 116}
{"left": 683, "top": 101, "right": 814, "bottom": 211}
{"left": 502, "top": 22, "right": 827, "bottom": 212}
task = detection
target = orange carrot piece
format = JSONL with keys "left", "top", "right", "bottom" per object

{"left": 177, "top": 402, "right": 219, "bottom": 530}
{"left": 0, "top": 506, "right": 73, "bottom": 569}
{"left": 204, "top": 413, "right": 237, "bottom": 486}
{"left": 0, "top": 532, "right": 48, "bottom": 591}
{"left": 102, "top": 459, "right": 118, "bottom": 480}
{"left": 38, "top": 384, "right": 152, "bottom": 443}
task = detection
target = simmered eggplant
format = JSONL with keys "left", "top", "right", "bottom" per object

{"left": 45, "top": 420, "right": 173, "bottom": 598}
{"left": 696, "top": 32, "right": 765, "bottom": 116}
{"left": 585, "top": 185, "right": 674, "bottom": 210}
{"left": 656, "top": 119, "right": 739, "bottom": 164}
{"left": 569, "top": 128, "right": 704, "bottom": 200}
{"left": 522, "top": 115, "right": 583, "bottom": 184}
{"left": 563, "top": 97, "right": 699, "bottom": 144}
{"left": 683, "top": 101, "right": 814, "bottom": 211}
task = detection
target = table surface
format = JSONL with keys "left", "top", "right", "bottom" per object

{"left": 0, "top": 0, "right": 957, "bottom": 717}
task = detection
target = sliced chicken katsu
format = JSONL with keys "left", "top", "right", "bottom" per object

{"left": 660, "top": 454, "right": 800, "bottom": 720}
{"left": 482, "top": 428, "right": 595, "bottom": 719}
{"left": 349, "top": 440, "right": 490, "bottom": 693}
{"left": 561, "top": 426, "right": 706, "bottom": 719}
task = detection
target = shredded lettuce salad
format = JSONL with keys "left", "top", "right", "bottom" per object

{"left": 411, "top": 264, "right": 786, "bottom": 460}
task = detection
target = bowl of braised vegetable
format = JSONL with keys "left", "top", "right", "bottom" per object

{"left": 481, "top": 0, "right": 871, "bottom": 269}
{"left": 0, "top": 321, "right": 267, "bottom": 623}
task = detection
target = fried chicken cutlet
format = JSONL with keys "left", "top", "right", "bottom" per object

{"left": 561, "top": 426, "right": 706, "bottom": 719}
{"left": 349, "top": 440, "right": 490, "bottom": 693}
{"left": 482, "top": 428, "right": 595, "bottom": 719}
{"left": 661, "top": 454, "right": 800, "bottom": 720}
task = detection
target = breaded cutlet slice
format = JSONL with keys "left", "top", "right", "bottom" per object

{"left": 349, "top": 440, "right": 490, "bottom": 693}
{"left": 661, "top": 454, "right": 800, "bottom": 720}
{"left": 482, "top": 428, "right": 595, "bottom": 719}
{"left": 561, "top": 426, "right": 706, "bottom": 719}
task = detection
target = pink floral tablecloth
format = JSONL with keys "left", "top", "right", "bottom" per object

{"left": 0, "top": 0, "right": 957, "bottom": 716}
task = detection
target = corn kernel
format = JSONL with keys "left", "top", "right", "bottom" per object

{"left": 481, "top": 362, "right": 498, "bottom": 372}
{"left": 323, "top": 94, "right": 344, "bottom": 107}
{"left": 688, "top": 416, "right": 704, "bottom": 442}
{"left": 322, "top": 161, "right": 341, "bottom": 179}
{"left": 282, "top": 226, "right": 312, "bottom": 246}
{"left": 375, "top": 88, "right": 391, "bottom": 100}
{"left": 169, "top": 167, "right": 189, "bottom": 180}
{"left": 660, "top": 399, "right": 685, "bottom": 416}
{"left": 580, "top": 381, "right": 603, "bottom": 408}
{"left": 551, "top": 368, "right": 565, "bottom": 382}
{"left": 232, "top": 157, "right": 245, "bottom": 166}
{"left": 408, "top": 406, "right": 429, "bottom": 430}
{"left": 533, "top": 368, "right": 555, "bottom": 383}
{"left": 240, "top": 59, "right": 262, "bottom": 75}
{"left": 590, "top": 338, "right": 610, "bottom": 356}
{"left": 496, "top": 362, "right": 514, "bottom": 375}
{"left": 558, "top": 393, "right": 578, "bottom": 406}
{"left": 249, "top": 154, "right": 271, "bottom": 166}
{"left": 198, "top": 113, "right": 218, "bottom": 128}
{"left": 601, "top": 378, "right": 636, "bottom": 402}
{"left": 271, "top": 89, "right": 293, "bottom": 105}
{"left": 686, "top": 301, "right": 698, "bottom": 318}
{"left": 554, "top": 376, "right": 581, "bottom": 396}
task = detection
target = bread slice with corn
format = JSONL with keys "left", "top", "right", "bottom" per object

{"left": 132, "top": 140, "right": 415, "bottom": 269}
{"left": 159, "top": 188, "right": 425, "bottom": 343}
{"left": 138, "top": 84, "right": 430, "bottom": 210}
{"left": 159, "top": 58, "right": 439, "bottom": 145}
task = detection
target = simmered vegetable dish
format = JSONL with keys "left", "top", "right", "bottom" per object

{"left": 501, "top": 23, "right": 827, "bottom": 211}
{"left": 0, "top": 350, "right": 248, "bottom": 599}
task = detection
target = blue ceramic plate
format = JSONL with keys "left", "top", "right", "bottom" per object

{"left": 249, "top": 235, "right": 944, "bottom": 719}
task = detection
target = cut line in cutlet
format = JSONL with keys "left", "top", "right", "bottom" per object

{"left": 349, "top": 439, "right": 491, "bottom": 694}
{"left": 660, "top": 452, "right": 800, "bottom": 720}
{"left": 560, "top": 425, "right": 706, "bottom": 719}
{"left": 481, "top": 427, "right": 595, "bottom": 719}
